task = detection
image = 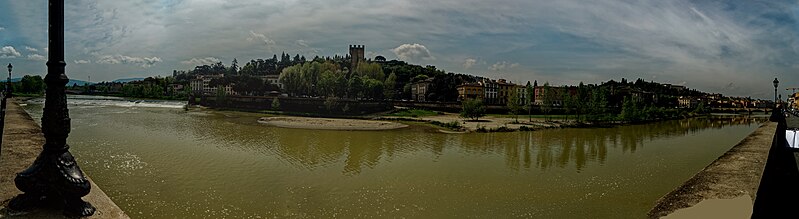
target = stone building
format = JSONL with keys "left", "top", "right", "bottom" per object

{"left": 349, "top": 45, "right": 365, "bottom": 72}
{"left": 457, "top": 82, "right": 484, "bottom": 101}
{"left": 411, "top": 78, "right": 433, "bottom": 102}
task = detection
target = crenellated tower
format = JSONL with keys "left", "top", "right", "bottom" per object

{"left": 349, "top": 45, "right": 365, "bottom": 73}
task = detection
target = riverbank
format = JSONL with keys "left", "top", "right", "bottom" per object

{"left": 0, "top": 98, "right": 128, "bottom": 218}
{"left": 258, "top": 116, "right": 409, "bottom": 131}
{"left": 647, "top": 122, "right": 777, "bottom": 218}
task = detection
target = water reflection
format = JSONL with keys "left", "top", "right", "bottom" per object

{"left": 179, "top": 109, "right": 765, "bottom": 173}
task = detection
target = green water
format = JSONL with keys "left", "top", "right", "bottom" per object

{"left": 21, "top": 96, "right": 765, "bottom": 218}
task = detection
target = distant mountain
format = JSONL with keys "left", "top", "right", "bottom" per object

{"left": 67, "top": 80, "right": 94, "bottom": 86}
{"left": 112, "top": 78, "right": 145, "bottom": 83}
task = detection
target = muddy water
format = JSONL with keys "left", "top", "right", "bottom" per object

{"left": 21, "top": 96, "right": 765, "bottom": 218}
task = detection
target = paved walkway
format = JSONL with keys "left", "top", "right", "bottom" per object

{"left": 0, "top": 99, "right": 127, "bottom": 218}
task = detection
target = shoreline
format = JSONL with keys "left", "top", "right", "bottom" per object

{"left": 258, "top": 116, "right": 409, "bottom": 131}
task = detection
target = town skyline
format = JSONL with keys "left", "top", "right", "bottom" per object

{"left": 2, "top": 0, "right": 799, "bottom": 99}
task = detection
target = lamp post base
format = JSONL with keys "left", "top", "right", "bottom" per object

{"left": 7, "top": 149, "right": 96, "bottom": 217}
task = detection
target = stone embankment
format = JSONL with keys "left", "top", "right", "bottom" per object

{"left": 0, "top": 99, "right": 128, "bottom": 218}
{"left": 648, "top": 122, "right": 777, "bottom": 218}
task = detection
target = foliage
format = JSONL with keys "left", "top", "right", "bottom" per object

{"left": 460, "top": 98, "right": 485, "bottom": 121}
{"left": 506, "top": 89, "right": 522, "bottom": 122}
{"left": 388, "top": 109, "right": 439, "bottom": 117}
{"left": 271, "top": 97, "right": 280, "bottom": 111}
{"left": 429, "top": 120, "right": 464, "bottom": 130}
{"left": 18, "top": 75, "right": 45, "bottom": 94}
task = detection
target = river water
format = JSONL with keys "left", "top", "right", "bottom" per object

{"left": 21, "top": 96, "right": 765, "bottom": 218}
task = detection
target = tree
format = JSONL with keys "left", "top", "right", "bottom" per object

{"left": 526, "top": 81, "right": 534, "bottom": 122}
{"left": 271, "top": 97, "right": 280, "bottom": 111}
{"left": 461, "top": 98, "right": 486, "bottom": 121}
{"left": 384, "top": 72, "right": 397, "bottom": 100}
{"left": 19, "top": 75, "right": 45, "bottom": 94}
{"left": 507, "top": 89, "right": 522, "bottom": 123}
{"left": 541, "top": 83, "right": 553, "bottom": 120}
{"left": 348, "top": 75, "right": 363, "bottom": 99}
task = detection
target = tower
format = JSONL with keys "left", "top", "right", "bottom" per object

{"left": 349, "top": 45, "right": 365, "bottom": 73}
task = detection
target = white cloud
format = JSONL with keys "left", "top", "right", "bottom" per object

{"left": 25, "top": 46, "right": 38, "bottom": 52}
{"left": 489, "top": 61, "right": 519, "bottom": 71}
{"left": 463, "top": 58, "right": 477, "bottom": 69}
{"left": 0, "top": 27, "right": 5, "bottom": 31}
{"left": 296, "top": 40, "right": 309, "bottom": 47}
{"left": 0, "top": 46, "right": 22, "bottom": 58}
{"left": 181, "top": 57, "right": 221, "bottom": 66}
{"left": 74, "top": 60, "right": 91, "bottom": 64}
{"left": 97, "top": 55, "right": 162, "bottom": 68}
{"left": 27, "top": 54, "right": 47, "bottom": 61}
{"left": 247, "top": 30, "right": 276, "bottom": 50}
{"left": 392, "top": 43, "right": 434, "bottom": 62}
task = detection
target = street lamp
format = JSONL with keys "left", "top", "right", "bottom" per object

{"left": 8, "top": 0, "right": 95, "bottom": 217}
{"left": 7, "top": 63, "right": 12, "bottom": 97}
{"left": 774, "top": 78, "right": 779, "bottom": 104}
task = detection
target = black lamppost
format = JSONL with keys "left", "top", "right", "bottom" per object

{"left": 7, "top": 63, "right": 12, "bottom": 97}
{"left": 774, "top": 78, "right": 780, "bottom": 105}
{"left": 8, "top": 0, "right": 95, "bottom": 217}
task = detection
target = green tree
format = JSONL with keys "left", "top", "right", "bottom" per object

{"left": 507, "top": 89, "right": 522, "bottom": 123}
{"left": 355, "top": 61, "right": 385, "bottom": 81}
{"left": 526, "top": 82, "right": 534, "bottom": 122}
{"left": 19, "top": 75, "right": 45, "bottom": 94}
{"left": 461, "top": 98, "right": 486, "bottom": 121}
{"left": 384, "top": 72, "right": 397, "bottom": 100}
{"left": 348, "top": 75, "right": 363, "bottom": 99}
{"left": 271, "top": 97, "right": 280, "bottom": 111}
{"left": 541, "top": 83, "right": 553, "bottom": 120}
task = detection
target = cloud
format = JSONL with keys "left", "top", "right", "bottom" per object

{"left": 27, "top": 54, "right": 47, "bottom": 61}
{"left": 296, "top": 40, "right": 309, "bottom": 47}
{"left": 392, "top": 43, "right": 434, "bottom": 62}
{"left": 247, "top": 30, "right": 276, "bottom": 50}
{"left": 25, "top": 46, "right": 38, "bottom": 52}
{"left": 463, "top": 58, "right": 477, "bottom": 69}
{"left": 0, "top": 46, "right": 22, "bottom": 58}
{"left": 181, "top": 57, "right": 221, "bottom": 65}
{"left": 97, "top": 55, "right": 162, "bottom": 68}
{"left": 0, "top": 27, "right": 4, "bottom": 31}
{"left": 74, "top": 60, "right": 91, "bottom": 64}
{"left": 489, "top": 61, "right": 519, "bottom": 71}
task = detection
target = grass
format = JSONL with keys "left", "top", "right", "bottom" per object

{"left": 387, "top": 109, "right": 440, "bottom": 117}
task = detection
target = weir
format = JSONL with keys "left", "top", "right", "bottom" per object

{"left": 0, "top": 99, "right": 128, "bottom": 218}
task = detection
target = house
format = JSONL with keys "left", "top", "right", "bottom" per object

{"left": 480, "top": 78, "right": 498, "bottom": 104}
{"left": 411, "top": 78, "right": 433, "bottom": 102}
{"left": 457, "top": 83, "right": 483, "bottom": 101}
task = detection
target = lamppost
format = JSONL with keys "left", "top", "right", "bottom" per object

{"left": 8, "top": 0, "right": 95, "bottom": 217}
{"left": 7, "top": 63, "right": 11, "bottom": 97}
{"left": 774, "top": 78, "right": 780, "bottom": 105}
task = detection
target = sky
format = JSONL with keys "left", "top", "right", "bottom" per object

{"left": 1, "top": 0, "right": 798, "bottom": 99}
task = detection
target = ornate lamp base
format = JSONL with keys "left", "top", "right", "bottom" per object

{"left": 8, "top": 149, "right": 95, "bottom": 217}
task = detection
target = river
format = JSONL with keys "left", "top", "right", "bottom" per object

{"left": 20, "top": 96, "right": 765, "bottom": 218}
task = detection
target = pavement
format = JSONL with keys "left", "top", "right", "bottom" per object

{"left": 0, "top": 99, "right": 127, "bottom": 218}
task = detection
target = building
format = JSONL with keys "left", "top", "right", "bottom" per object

{"left": 515, "top": 84, "right": 529, "bottom": 106}
{"left": 261, "top": 75, "right": 282, "bottom": 89}
{"left": 190, "top": 74, "right": 224, "bottom": 95}
{"left": 678, "top": 96, "right": 699, "bottom": 108}
{"left": 349, "top": 45, "right": 365, "bottom": 72}
{"left": 480, "top": 78, "right": 498, "bottom": 104}
{"left": 496, "top": 79, "right": 517, "bottom": 105}
{"left": 411, "top": 78, "right": 433, "bottom": 102}
{"left": 533, "top": 85, "right": 576, "bottom": 106}
{"left": 457, "top": 83, "right": 483, "bottom": 101}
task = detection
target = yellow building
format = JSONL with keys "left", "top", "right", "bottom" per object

{"left": 457, "top": 83, "right": 483, "bottom": 101}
